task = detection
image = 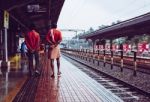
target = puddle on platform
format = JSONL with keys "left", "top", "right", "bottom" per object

{"left": 0, "top": 59, "right": 28, "bottom": 102}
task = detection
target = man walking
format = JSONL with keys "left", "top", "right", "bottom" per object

{"left": 25, "top": 24, "right": 41, "bottom": 77}
{"left": 46, "top": 23, "right": 62, "bottom": 78}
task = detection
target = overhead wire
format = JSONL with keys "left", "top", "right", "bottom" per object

{"left": 59, "top": 0, "right": 80, "bottom": 29}
{"left": 61, "top": 0, "right": 150, "bottom": 34}
{"left": 121, "top": 1, "right": 150, "bottom": 17}
{"left": 112, "top": 0, "right": 138, "bottom": 14}
{"left": 102, "top": 0, "right": 140, "bottom": 25}
{"left": 98, "top": 0, "right": 150, "bottom": 29}
{"left": 68, "top": 0, "right": 87, "bottom": 23}
{"left": 66, "top": 0, "right": 88, "bottom": 29}
{"left": 70, "top": 0, "right": 140, "bottom": 30}
{"left": 61, "top": 0, "right": 88, "bottom": 38}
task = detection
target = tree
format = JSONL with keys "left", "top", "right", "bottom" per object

{"left": 111, "top": 20, "right": 121, "bottom": 25}
{"left": 98, "top": 25, "right": 108, "bottom": 29}
{"left": 111, "top": 22, "right": 116, "bottom": 25}
{"left": 89, "top": 27, "right": 94, "bottom": 33}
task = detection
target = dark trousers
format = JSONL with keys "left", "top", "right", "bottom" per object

{"left": 27, "top": 51, "right": 40, "bottom": 75}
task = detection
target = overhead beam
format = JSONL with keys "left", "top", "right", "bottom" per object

{"left": 7, "top": 0, "right": 35, "bottom": 11}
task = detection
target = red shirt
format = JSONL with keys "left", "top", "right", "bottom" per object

{"left": 25, "top": 30, "right": 40, "bottom": 51}
{"left": 46, "top": 29, "right": 62, "bottom": 44}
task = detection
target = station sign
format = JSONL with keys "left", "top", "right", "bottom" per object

{"left": 123, "top": 44, "right": 131, "bottom": 52}
{"left": 3, "top": 10, "right": 9, "bottom": 29}
{"left": 138, "top": 43, "right": 148, "bottom": 52}
{"left": 99, "top": 45, "right": 104, "bottom": 51}
{"left": 112, "top": 44, "right": 120, "bottom": 51}
{"left": 105, "top": 44, "right": 110, "bottom": 51}
{"left": 112, "top": 44, "right": 117, "bottom": 51}
{"left": 94, "top": 45, "right": 99, "bottom": 50}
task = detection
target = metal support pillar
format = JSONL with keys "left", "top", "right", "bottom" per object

{"left": 120, "top": 50, "right": 123, "bottom": 72}
{"left": 1, "top": 28, "right": 9, "bottom": 73}
{"left": 89, "top": 50, "right": 91, "bottom": 62}
{"left": 103, "top": 43, "right": 106, "bottom": 67}
{"left": 120, "top": 44, "right": 123, "bottom": 72}
{"left": 86, "top": 49, "right": 87, "bottom": 61}
{"left": 92, "top": 40, "right": 96, "bottom": 64}
{"left": 133, "top": 51, "right": 137, "bottom": 76}
{"left": 110, "top": 39, "right": 113, "bottom": 69}
{"left": 97, "top": 49, "right": 100, "bottom": 66}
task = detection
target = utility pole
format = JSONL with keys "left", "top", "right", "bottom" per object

{"left": 60, "top": 29, "right": 85, "bottom": 49}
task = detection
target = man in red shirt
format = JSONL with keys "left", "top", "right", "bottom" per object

{"left": 46, "top": 23, "right": 62, "bottom": 78}
{"left": 25, "top": 24, "right": 41, "bottom": 77}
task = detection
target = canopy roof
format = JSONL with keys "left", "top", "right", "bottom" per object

{"left": 80, "top": 12, "right": 150, "bottom": 40}
{"left": 0, "top": 0, "right": 65, "bottom": 35}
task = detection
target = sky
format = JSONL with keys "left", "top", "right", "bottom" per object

{"left": 57, "top": 0, "right": 150, "bottom": 39}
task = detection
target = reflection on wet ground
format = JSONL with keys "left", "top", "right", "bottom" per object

{"left": 0, "top": 55, "right": 28, "bottom": 102}
{"left": 1, "top": 54, "right": 124, "bottom": 102}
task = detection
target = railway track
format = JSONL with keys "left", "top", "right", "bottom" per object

{"left": 96, "top": 58, "right": 150, "bottom": 75}
{"left": 62, "top": 53, "right": 150, "bottom": 102}
{"left": 61, "top": 49, "right": 150, "bottom": 74}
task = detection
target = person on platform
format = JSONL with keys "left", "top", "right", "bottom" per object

{"left": 25, "top": 23, "right": 41, "bottom": 77}
{"left": 20, "top": 41, "right": 28, "bottom": 59}
{"left": 46, "top": 23, "right": 62, "bottom": 78}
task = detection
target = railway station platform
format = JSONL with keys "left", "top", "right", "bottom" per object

{"left": 0, "top": 54, "right": 123, "bottom": 102}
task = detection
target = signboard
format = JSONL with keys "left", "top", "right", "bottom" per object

{"left": 94, "top": 45, "right": 99, "bottom": 50}
{"left": 138, "top": 43, "right": 148, "bottom": 52}
{"left": 105, "top": 44, "right": 110, "bottom": 51}
{"left": 99, "top": 45, "right": 104, "bottom": 51}
{"left": 27, "top": 5, "right": 40, "bottom": 12}
{"left": 123, "top": 44, "right": 131, "bottom": 52}
{"left": 4, "top": 10, "right": 9, "bottom": 28}
{"left": 112, "top": 44, "right": 117, "bottom": 51}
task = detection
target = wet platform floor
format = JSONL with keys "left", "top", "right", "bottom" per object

{"left": 0, "top": 54, "right": 28, "bottom": 102}
{"left": 0, "top": 55, "right": 123, "bottom": 102}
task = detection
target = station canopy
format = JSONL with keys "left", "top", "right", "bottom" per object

{"left": 0, "top": 0, "right": 65, "bottom": 36}
{"left": 80, "top": 12, "right": 150, "bottom": 40}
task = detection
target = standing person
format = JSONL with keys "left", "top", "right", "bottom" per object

{"left": 25, "top": 24, "right": 41, "bottom": 77}
{"left": 20, "top": 41, "right": 28, "bottom": 59}
{"left": 46, "top": 23, "right": 62, "bottom": 78}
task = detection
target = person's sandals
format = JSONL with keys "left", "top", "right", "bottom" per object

{"left": 51, "top": 74, "right": 55, "bottom": 78}
{"left": 57, "top": 72, "right": 61, "bottom": 76}
{"left": 35, "top": 70, "right": 41, "bottom": 77}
